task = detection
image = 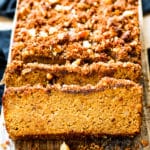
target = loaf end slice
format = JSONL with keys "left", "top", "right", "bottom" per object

{"left": 3, "top": 77, "right": 142, "bottom": 140}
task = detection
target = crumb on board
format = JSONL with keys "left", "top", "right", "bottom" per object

{"left": 60, "top": 142, "right": 70, "bottom": 150}
{"left": 141, "top": 139, "right": 149, "bottom": 147}
{"left": 0, "top": 140, "right": 10, "bottom": 150}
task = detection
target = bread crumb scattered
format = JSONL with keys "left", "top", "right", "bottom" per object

{"left": 60, "top": 142, "right": 70, "bottom": 150}
{"left": 141, "top": 139, "right": 149, "bottom": 147}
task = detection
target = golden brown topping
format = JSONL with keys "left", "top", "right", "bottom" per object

{"left": 86, "top": 0, "right": 98, "bottom": 5}
{"left": 77, "top": 3, "right": 90, "bottom": 9}
{"left": 53, "top": 45, "right": 62, "bottom": 54}
{"left": 28, "top": 28, "right": 36, "bottom": 37}
{"left": 71, "top": 59, "right": 81, "bottom": 67}
{"left": 22, "top": 49, "right": 29, "bottom": 56}
{"left": 121, "top": 31, "right": 130, "bottom": 40}
{"left": 11, "top": 0, "right": 141, "bottom": 65}
{"left": 78, "top": 30, "right": 89, "bottom": 39}
{"left": 49, "top": 27, "right": 57, "bottom": 35}
{"left": 112, "top": 48, "right": 120, "bottom": 52}
{"left": 46, "top": 73, "right": 53, "bottom": 80}
{"left": 49, "top": 0, "right": 59, "bottom": 4}
{"left": 136, "top": 104, "right": 142, "bottom": 113}
{"left": 103, "top": 0, "right": 112, "bottom": 5}
{"left": 122, "top": 10, "right": 135, "bottom": 17}
{"left": 22, "top": 49, "right": 34, "bottom": 57}
{"left": 39, "top": 31, "right": 48, "bottom": 37}
{"left": 130, "top": 40, "right": 138, "bottom": 46}
{"left": 83, "top": 41, "right": 91, "bottom": 48}
{"left": 22, "top": 68, "right": 32, "bottom": 75}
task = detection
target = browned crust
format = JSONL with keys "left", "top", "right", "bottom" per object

{"left": 8, "top": 132, "right": 140, "bottom": 141}
{"left": 5, "top": 60, "right": 141, "bottom": 75}
{"left": 3, "top": 60, "right": 141, "bottom": 86}
{"left": 3, "top": 77, "right": 142, "bottom": 94}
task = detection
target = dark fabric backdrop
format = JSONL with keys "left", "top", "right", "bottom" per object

{"left": 0, "top": 0, "right": 150, "bottom": 110}
{"left": 0, "top": 0, "right": 16, "bottom": 110}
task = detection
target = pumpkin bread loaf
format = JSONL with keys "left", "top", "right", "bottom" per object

{"left": 2, "top": 0, "right": 143, "bottom": 141}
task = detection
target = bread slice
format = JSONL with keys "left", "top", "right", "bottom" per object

{"left": 3, "top": 77, "right": 142, "bottom": 140}
{"left": 3, "top": 61, "right": 141, "bottom": 87}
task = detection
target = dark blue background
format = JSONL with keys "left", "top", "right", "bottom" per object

{"left": 0, "top": 0, "right": 150, "bottom": 110}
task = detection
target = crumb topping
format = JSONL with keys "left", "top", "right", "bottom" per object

{"left": 11, "top": 0, "right": 141, "bottom": 64}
